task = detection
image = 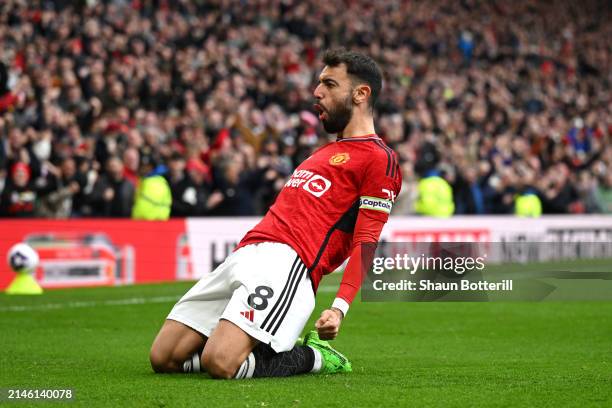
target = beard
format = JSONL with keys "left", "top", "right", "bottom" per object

{"left": 321, "top": 95, "right": 353, "bottom": 134}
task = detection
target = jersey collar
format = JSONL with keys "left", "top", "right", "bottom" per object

{"left": 336, "top": 133, "right": 380, "bottom": 142}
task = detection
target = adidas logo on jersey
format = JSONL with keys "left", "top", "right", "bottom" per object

{"left": 359, "top": 196, "right": 393, "bottom": 214}
{"left": 240, "top": 309, "right": 254, "bottom": 322}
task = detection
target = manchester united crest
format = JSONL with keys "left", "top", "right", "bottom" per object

{"left": 329, "top": 152, "right": 350, "bottom": 165}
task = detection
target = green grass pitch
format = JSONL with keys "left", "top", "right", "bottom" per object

{"left": 1, "top": 261, "right": 611, "bottom": 407}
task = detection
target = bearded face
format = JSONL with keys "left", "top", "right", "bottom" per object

{"left": 314, "top": 64, "right": 365, "bottom": 135}
{"left": 320, "top": 93, "right": 354, "bottom": 134}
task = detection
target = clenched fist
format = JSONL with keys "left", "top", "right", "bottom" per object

{"left": 315, "top": 308, "right": 344, "bottom": 340}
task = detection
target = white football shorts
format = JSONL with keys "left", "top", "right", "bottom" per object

{"left": 167, "top": 242, "right": 315, "bottom": 353}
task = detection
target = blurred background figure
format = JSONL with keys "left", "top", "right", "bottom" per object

{"left": 91, "top": 156, "right": 134, "bottom": 217}
{"left": 122, "top": 147, "right": 140, "bottom": 187}
{"left": 414, "top": 143, "right": 454, "bottom": 218}
{"left": 209, "top": 155, "right": 261, "bottom": 216}
{"left": 595, "top": 173, "right": 612, "bottom": 214}
{"left": 131, "top": 154, "right": 171, "bottom": 220}
{"left": 168, "top": 157, "right": 214, "bottom": 217}
{"left": 514, "top": 167, "right": 542, "bottom": 218}
{"left": 37, "top": 157, "right": 83, "bottom": 218}
{"left": 0, "top": 162, "right": 36, "bottom": 217}
{"left": 453, "top": 166, "right": 485, "bottom": 215}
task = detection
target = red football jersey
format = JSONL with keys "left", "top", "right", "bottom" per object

{"left": 237, "top": 134, "right": 402, "bottom": 297}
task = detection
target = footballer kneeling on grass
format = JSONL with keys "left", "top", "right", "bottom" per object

{"left": 150, "top": 49, "right": 401, "bottom": 379}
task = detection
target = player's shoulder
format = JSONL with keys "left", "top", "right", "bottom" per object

{"left": 339, "top": 135, "right": 398, "bottom": 175}
{"left": 338, "top": 135, "right": 396, "bottom": 156}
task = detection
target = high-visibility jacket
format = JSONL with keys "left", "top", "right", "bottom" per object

{"left": 415, "top": 175, "right": 454, "bottom": 217}
{"left": 131, "top": 175, "right": 172, "bottom": 220}
{"left": 515, "top": 192, "right": 542, "bottom": 218}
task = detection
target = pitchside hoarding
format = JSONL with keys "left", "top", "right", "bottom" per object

{"left": 186, "top": 216, "right": 612, "bottom": 279}
{"left": 1, "top": 216, "right": 611, "bottom": 289}
{"left": 0, "top": 219, "right": 187, "bottom": 289}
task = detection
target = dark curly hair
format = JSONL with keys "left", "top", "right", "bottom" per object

{"left": 322, "top": 49, "right": 383, "bottom": 111}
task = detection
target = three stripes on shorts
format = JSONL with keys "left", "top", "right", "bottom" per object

{"left": 260, "top": 256, "right": 306, "bottom": 335}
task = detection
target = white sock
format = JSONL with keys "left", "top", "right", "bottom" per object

{"left": 182, "top": 352, "right": 201, "bottom": 373}
{"left": 309, "top": 346, "right": 323, "bottom": 373}
{"left": 234, "top": 352, "right": 256, "bottom": 379}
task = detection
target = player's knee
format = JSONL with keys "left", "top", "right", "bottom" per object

{"left": 149, "top": 348, "right": 167, "bottom": 373}
{"left": 149, "top": 346, "right": 175, "bottom": 373}
{"left": 202, "top": 350, "right": 239, "bottom": 379}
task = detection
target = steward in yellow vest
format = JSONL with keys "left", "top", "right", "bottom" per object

{"left": 132, "top": 160, "right": 172, "bottom": 220}
{"left": 514, "top": 189, "right": 542, "bottom": 217}
{"left": 415, "top": 171, "right": 454, "bottom": 217}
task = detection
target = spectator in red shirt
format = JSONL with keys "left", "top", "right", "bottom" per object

{"left": 0, "top": 162, "right": 36, "bottom": 217}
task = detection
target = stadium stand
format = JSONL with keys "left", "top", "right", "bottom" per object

{"left": 0, "top": 0, "right": 610, "bottom": 217}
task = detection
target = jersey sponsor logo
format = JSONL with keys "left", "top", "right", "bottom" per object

{"left": 303, "top": 175, "right": 332, "bottom": 197}
{"left": 360, "top": 196, "right": 393, "bottom": 214}
{"left": 284, "top": 170, "right": 332, "bottom": 197}
{"left": 329, "top": 152, "right": 350, "bottom": 165}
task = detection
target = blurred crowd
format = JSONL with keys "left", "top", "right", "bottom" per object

{"left": 0, "top": 0, "right": 610, "bottom": 218}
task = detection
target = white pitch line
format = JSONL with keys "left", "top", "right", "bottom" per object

{"left": 0, "top": 286, "right": 339, "bottom": 312}
{"left": 0, "top": 295, "right": 180, "bottom": 312}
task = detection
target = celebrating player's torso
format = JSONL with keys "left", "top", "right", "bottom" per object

{"left": 238, "top": 134, "right": 401, "bottom": 291}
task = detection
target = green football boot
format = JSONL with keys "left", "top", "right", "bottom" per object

{"left": 303, "top": 330, "right": 352, "bottom": 374}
